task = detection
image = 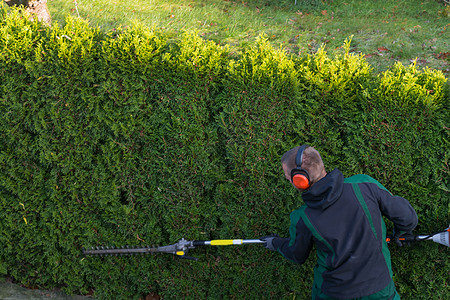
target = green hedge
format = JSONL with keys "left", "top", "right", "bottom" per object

{"left": 0, "top": 7, "right": 449, "bottom": 299}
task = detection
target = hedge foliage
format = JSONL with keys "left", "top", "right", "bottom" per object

{"left": 0, "top": 7, "right": 449, "bottom": 299}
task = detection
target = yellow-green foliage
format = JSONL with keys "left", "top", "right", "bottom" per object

{"left": 0, "top": 7, "right": 448, "bottom": 299}
{"left": 377, "top": 61, "right": 448, "bottom": 108}
{"left": 297, "top": 36, "right": 373, "bottom": 103}
{"left": 227, "top": 35, "right": 298, "bottom": 90}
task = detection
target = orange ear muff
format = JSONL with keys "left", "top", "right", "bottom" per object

{"left": 292, "top": 173, "right": 310, "bottom": 190}
{"left": 290, "top": 145, "right": 311, "bottom": 190}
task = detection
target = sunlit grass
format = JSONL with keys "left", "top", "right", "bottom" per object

{"left": 47, "top": 0, "right": 450, "bottom": 74}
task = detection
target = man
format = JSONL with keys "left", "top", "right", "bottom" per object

{"left": 262, "top": 145, "right": 418, "bottom": 300}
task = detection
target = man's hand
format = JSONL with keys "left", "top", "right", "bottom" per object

{"left": 260, "top": 234, "right": 279, "bottom": 251}
{"left": 393, "top": 229, "right": 415, "bottom": 247}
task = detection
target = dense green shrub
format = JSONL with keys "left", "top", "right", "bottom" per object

{"left": 0, "top": 7, "right": 448, "bottom": 299}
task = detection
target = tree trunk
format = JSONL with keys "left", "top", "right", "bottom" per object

{"left": 4, "top": 0, "right": 52, "bottom": 24}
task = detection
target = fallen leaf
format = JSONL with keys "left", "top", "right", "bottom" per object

{"left": 378, "top": 47, "right": 389, "bottom": 52}
{"left": 434, "top": 52, "right": 450, "bottom": 59}
{"left": 145, "top": 293, "right": 161, "bottom": 300}
{"left": 136, "top": 233, "right": 144, "bottom": 242}
{"left": 365, "top": 53, "right": 381, "bottom": 58}
{"left": 321, "top": 10, "right": 327, "bottom": 16}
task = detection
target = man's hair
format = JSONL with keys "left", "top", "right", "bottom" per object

{"left": 281, "top": 146, "right": 325, "bottom": 185}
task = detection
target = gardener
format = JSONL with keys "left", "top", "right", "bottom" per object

{"left": 262, "top": 145, "right": 418, "bottom": 300}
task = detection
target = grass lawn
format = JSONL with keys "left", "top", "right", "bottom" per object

{"left": 44, "top": 0, "right": 448, "bottom": 75}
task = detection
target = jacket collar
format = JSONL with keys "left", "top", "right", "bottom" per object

{"left": 302, "top": 168, "right": 344, "bottom": 210}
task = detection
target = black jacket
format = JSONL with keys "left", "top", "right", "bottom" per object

{"left": 273, "top": 169, "right": 417, "bottom": 299}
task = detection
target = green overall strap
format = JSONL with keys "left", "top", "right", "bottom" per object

{"left": 346, "top": 177, "right": 394, "bottom": 278}
{"left": 297, "top": 206, "right": 336, "bottom": 265}
{"left": 351, "top": 183, "right": 378, "bottom": 239}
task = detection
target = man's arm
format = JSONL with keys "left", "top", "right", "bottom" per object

{"left": 377, "top": 188, "right": 418, "bottom": 233}
{"left": 272, "top": 213, "right": 313, "bottom": 264}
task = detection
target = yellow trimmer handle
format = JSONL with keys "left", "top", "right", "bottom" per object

{"left": 193, "top": 239, "right": 265, "bottom": 247}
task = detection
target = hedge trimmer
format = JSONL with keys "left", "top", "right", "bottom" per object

{"left": 83, "top": 239, "right": 265, "bottom": 261}
{"left": 83, "top": 225, "right": 449, "bottom": 260}
{"left": 386, "top": 226, "right": 450, "bottom": 247}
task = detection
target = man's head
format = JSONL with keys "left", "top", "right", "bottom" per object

{"left": 281, "top": 145, "right": 327, "bottom": 191}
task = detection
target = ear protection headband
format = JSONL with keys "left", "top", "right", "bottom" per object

{"left": 291, "top": 145, "right": 311, "bottom": 190}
